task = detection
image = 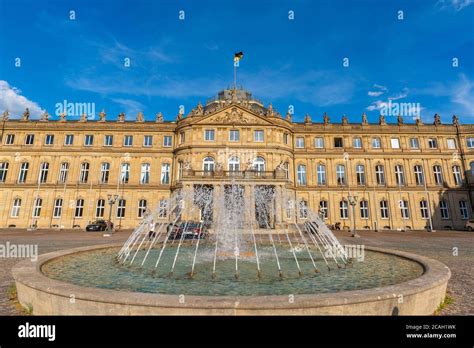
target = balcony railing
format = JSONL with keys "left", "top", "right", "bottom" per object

{"left": 181, "top": 169, "right": 287, "bottom": 180}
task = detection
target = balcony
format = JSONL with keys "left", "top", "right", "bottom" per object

{"left": 180, "top": 169, "right": 287, "bottom": 181}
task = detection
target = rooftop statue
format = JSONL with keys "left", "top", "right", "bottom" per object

{"left": 59, "top": 112, "right": 66, "bottom": 122}
{"left": 434, "top": 113, "right": 441, "bottom": 126}
{"left": 323, "top": 112, "right": 329, "bottom": 125}
{"left": 79, "top": 113, "right": 88, "bottom": 122}
{"left": 156, "top": 112, "right": 163, "bottom": 123}
{"left": 40, "top": 111, "right": 49, "bottom": 122}
{"left": 136, "top": 111, "right": 144, "bottom": 122}
{"left": 118, "top": 112, "right": 126, "bottom": 122}
{"left": 22, "top": 108, "right": 30, "bottom": 121}
{"left": 266, "top": 103, "right": 274, "bottom": 117}
{"left": 342, "top": 115, "right": 348, "bottom": 125}
{"left": 415, "top": 117, "right": 423, "bottom": 126}
{"left": 397, "top": 114, "right": 403, "bottom": 125}
{"left": 304, "top": 113, "right": 312, "bottom": 124}
{"left": 379, "top": 114, "right": 386, "bottom": 125}
{"left": 361, "top": 112, "right": 368, "bottom": 125}
{"left": 285, "top": 111, "right": 292, "bottom": 121}
{"left": 99, "top": 110, "right": 106, "bottom": 122}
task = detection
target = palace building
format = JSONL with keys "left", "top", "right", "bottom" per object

{"left": 0, "top": 88, "right": 473, "bottom": 231}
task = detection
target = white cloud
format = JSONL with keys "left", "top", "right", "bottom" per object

{"left": 452, "top": 74, "right": 474, "bottom": 114}
{"left": 0, "top": 80, "right": 44, "bottom": 118}
{"left": 112, "top": 98, "right": 145, "bottom": 118}
{"left": 368, "top": 91, "right": 384, "bottom": 97}
{"left": 437, "top": 0, "right": 474, "bottom": 11}
{"left": 368, "top": 84, "right": 387, "bottom": 97}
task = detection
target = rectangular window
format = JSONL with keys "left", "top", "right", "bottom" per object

{"left": 353, "top": 137, "right": 362, "bottom": 149}
{"left": 400, "top": 200, "right": 410, "bottom": 219}
{"left": 64, "top": 134, "right": 74, "bottom": 146}
{"left": 179, "top": 132, "right": 185, "bottom": 144}
{"left": 58, "top": 162, "right": 69, "bottom": 183}
{"left": 74, "top": 199, "right": 84, "bottom": 218}
{"left": 11, "top": 198, "right": 21, "bottom": 217}
{"left": 334, "top": 137, "right": 343, "bottom": 148}
{"left": 319, "top": 200, "right": 328, "bottom": 219}
{"left": 297, "top": 165, "right": 306, "bottom": 186}
{"left": 375, "top": 165, "right": 385, "bottom": 185}
{"left": 447, "top": 138, "right": 456, "bottom": 150}
{"left": 143, "top": 135, "right": 153, "bottom": 147}
{"left": 0, "top": 162, "right": 9, "bottom": 182}
{"left": 229, "top": 130, "right": 240, "bottom": 142}
{"left": 120, "top": 163, "right": 130, "bottom": 183}
{"left": 104, "top": 135, "right": 113, "bottom": 146}
{"left": 314, "top": 137, "right": 324, "bottom": 148}
{"left": 317, "top": 164, "right": 326, "bottom": 185}
{"left": 372, "top": 137, "right": 381, "bottom": 149}
{"left": 18, "top": 162, "right": 29, "bottom": 183}
{"left": 117, "top": 199, "right": 126, "bottom": 218}
{"left": 39, "top": 162, "right": 49, "bottom": 183}
{"left": 428, "top": 138, "right": 438, "bottom": 149}
{"left": 459, "top": 200, "right": 469, "bottom": 219}
{"left": 204, "top": 129, "right": 215, "bottom": 141}
{"left": 356, "top": 164, "right": 365, "bottom": 185}
{"left": 32, "top": 198, "right": 42, "bottom": 218}
{"left": 100, "top": 162, "right": 110, "bottom": 184}
{"left": 163, "top": 136, "right": 172, "bottom": 147}
{"left": 53, "top": 198, "right": 63, "bottom": 218}
{"left": 84, "top": 134, "right": 94, "bottom": 146}
{"left": 138, "top": 199, "right": 148, "bottom": 218}
{"left": 360, "top": 200, "right": 369, "bottom": 219}
{"left": 283, "top": 133, "right": 289, "bottom": 145}
{"left": 254, "top": 130, "right": 264, "bottom": 142}
{"left": 433, "top": 165, "right": 443, "bottom": 185}
{"left": 420, "top": 200, "right": 429, "bottom": 219}
{"left": 159, "top": 199, "right": 168, "bottom": 218}
{"left": 414, "top": 165, "right": 424, "bottom": 185}
{"left": 25, "top": 134, "right": 34, "bottom": 145}
{"left": 340, "top": 200, "right": 348, "bottom": 219}
{"left": 96, "top": 199, "right": 105, "bottom": 218}
{"left": 161, "top": 163, "right": 170, "bottom": 184}
{"left": 467, "top": 137, "right": 474, "bottom": 149}
{"left": 395, "top": 165, "right": 405, "bottom": 185}
{"left": 123, "top": 135, "right": 133, "bottom": 147}
{"left": 299, "top": 201, "right": 308, "bottom": 219}
{"left": 45, "top": 134, "right": 55, "bottom": 145}
{"left": 140, "top": 163, "right": 150, "bottom": 184}
{"left": 336, "top": 164, "right": 345, "bottom": 185}
{"left": 453, "top": 165, "right": 462, "bottom": 185}
{"left": 391, "top": 138, "right": 400, "bottom": 149}
{"left": 5, "top": 134, "right": 15, "bottom": 145}
{"left": 380, "top": 200, "right": 389, "bottom": 219}
{"left": 295, "top": 137, "right": 305, "bottom": 148}
{"left": 439, "top": 201, "right": 450, "bottom": 220}
{"left": 409, "top": 138, "right": 419, "bottom": 149}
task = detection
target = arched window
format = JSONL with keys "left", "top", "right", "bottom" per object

{"left": 356, "top": 164, "right": 365, "bottom": 185}
{"left": 317, "top": 163, "right": 326, "bottom": 185}
{"left": 58, "top": 162, "right": 69, "bottom": 183}
{"left": 79, "top": 162, "right": 90, "bottom": 183}
{"left": 299, "top": 200, "right": 308, "bottom": 219}
{"left": 39, "top": 162, "right": 49, "bottom": 183}
{"left": 203, "top": 157, "right": 215, "bottom": 173}
{"left": 228, "top": 156, "right": 240, "bottom": 172}
{"left": 336, "top": 164, "right": 345, "bottom": 185}
{"left": 360, "top": 200, "right": 369, "bottom": 219}
{"left": 0, "top": 162, "right": 9, "bottom": 182}
{"left": 100, "top": 162, "right": 110, "bottom": 183}
{"left": 140, "top": 163, "right": 150, "bottom": 184}
{"left": 319, "top": 200, "right": 328, "bottom": 219}
{"left": 253, "top": 157, "right": 265, "bottom": 173}
{"left": 340, "top": 200, "right": 348, "bottom": 219}
{"left": 452, "top": 165, "right": 462, "bottom": 185}
{"left": 11, "top": 198, "right": 22, "bottom": 217}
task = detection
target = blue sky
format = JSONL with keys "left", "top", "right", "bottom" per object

{"left": 0, "top": 0, "right": 473, "bottom": 123}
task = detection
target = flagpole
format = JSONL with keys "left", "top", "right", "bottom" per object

{"left": 234, "top": 63, "right": 237, "bottom": 91}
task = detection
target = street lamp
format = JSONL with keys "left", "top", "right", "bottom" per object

{"left": 107, "top": 194, "right": 119, "bottom": 232}
{"left": 348, "top": 194, "right": 359, "bottom": 238}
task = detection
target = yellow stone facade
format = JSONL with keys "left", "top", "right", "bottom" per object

{"left": 0, "top": 89, "right": 473, "bottom": 231}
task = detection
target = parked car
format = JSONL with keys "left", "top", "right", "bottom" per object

{"left": 465, "top": 220, "right": 474, "bottom": 231}
{"left": 168, "top": 221, "right": 206, "bottom": 240}
{"left": 86, "top": 220, "right": 111, "bottom": 232}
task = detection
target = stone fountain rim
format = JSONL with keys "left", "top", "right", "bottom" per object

{"left": 12, "top": 243, "right": 451, "bottom": 310}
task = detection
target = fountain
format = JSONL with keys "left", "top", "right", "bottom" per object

{"left": 12, "top": 180, "right": 451, "bottom": 315}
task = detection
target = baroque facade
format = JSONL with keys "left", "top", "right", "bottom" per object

{"left": 0, "top": 88, "right": 473, "bottom": 230}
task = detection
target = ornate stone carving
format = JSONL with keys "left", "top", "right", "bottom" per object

{"left": 342, "top": 115, "right": 348, "bottom": 125}
{"left": 156, "top": 112, "right": 163, "bottom": 123}
{"left": 379, "top": 114, "right": 386, "bottom": 125}
{"left": 304, "top": 113, "right": 311, "bottom": 124}
{"left": 452, "top": 114, "right": 459, "bottom": 126}
{"left": 415, "top": 117, "right": 423, "bottom": 126}
{"left": 266, "top": 103, "right": 275, "bottom": 117}
{"left": 397, "top": 114, "right": 403, "bottom": 125}
{"left": 206, "top": 107, "right": 265, "bottom": 125}
{"left": 118, "top": 112, "right": 126, "bottom": 122}
{"left": 176, "top": 111, "right": 183, "bottom": 121}
{"left": 323, "top": 112, "right": 329, "bottom": 125}
{"left": 21, "top": 108, "right": 30, "bottom": 122}
{"left": 40, "top": 111, "right": 49, "bottom": 122}
{"left": 136, "top": 111, "right": 144, "bottom": 122}
{"left": 362, "top": 112, "right": 368, "bottom": 125}
{"left": 79, "top": 113, "right": 87, "bottom": 122}
{"left": 285, "top": 111, "right": 292, "bottom": 121}
{"left": 58, "top": 112, "right": 66, "bottom": 122}
{"left": 433, "top": 113, "right": 441, "bottom": 126}
{"left": 99, "top": 110, "right": 106, "bottom": 122}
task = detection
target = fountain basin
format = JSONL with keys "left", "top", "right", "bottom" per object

{"left": 12, "top": 243, "right": 450, "bottom": 315}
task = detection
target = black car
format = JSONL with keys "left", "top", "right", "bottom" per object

{"left": 86, "top": 220, "right": 112, "bottom": 231}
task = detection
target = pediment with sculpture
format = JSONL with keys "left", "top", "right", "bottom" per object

{"left": 194, "top": 105, "right": 272, "bottom": 125}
